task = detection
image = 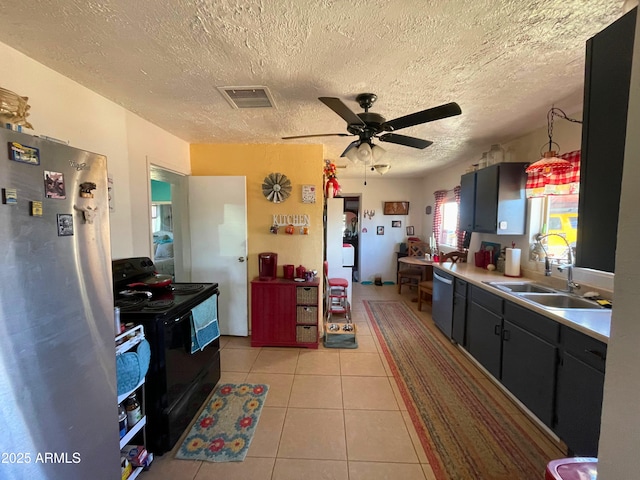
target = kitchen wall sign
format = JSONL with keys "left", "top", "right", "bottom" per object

{"left": 272, "top": 213, "right": 310, "bottom": 227}
{"left": 301, "top": 185, "right": 316, "bottom": 203}
{"left": 30, "top": 200, "right": 42, "bottom": 216}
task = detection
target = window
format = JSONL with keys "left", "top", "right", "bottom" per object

{"left": 540, "top": 194, "right": 579, "bottom": 259}
{"left": 439, "top": 198, "right": 459, "bottom": 247}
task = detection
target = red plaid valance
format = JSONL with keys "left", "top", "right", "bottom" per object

{"left": 526, "top": 150, "right": 580, "bottom": 197}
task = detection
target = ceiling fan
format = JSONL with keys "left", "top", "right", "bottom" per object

{"left": 282, "top": 93, "right": 462, "bottom": 157}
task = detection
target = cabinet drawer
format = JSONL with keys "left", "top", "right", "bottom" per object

{"left": 296, "top": 306, "right": 317, "bottom": 324}
{"left": 455, "top": 278, "right": 468, "bottom": 296}
{"left": 470, "top": 286, "right": 503, "bottom": 315}
{"left": 504, "top": 301, "right": 559, "bottom": 344}
{"left": 561, "top": 326, "right": 607, "bottom": 372}
{"left": 296, "top": 325, "right": 318, "bottom": 343}
{"left": 296, "top": 286, "right": 318, "bottom": 304}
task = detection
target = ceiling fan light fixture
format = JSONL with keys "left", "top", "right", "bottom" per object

{"left": 371, "top": 144, "right": 386, "bottom": 162}
{"left": 344, "top": 148, "right": 360, "bottom": 164}
{"left": 357, "top": 142, "right": 372, "bottom": 163}
{"left": 373, "top": 164, "right": 391, "bottom": 175}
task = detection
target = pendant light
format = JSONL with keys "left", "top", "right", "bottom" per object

{"left": 525, "top": 107, "right": 582, "bottom": 176}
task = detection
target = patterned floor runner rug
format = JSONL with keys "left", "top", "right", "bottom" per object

{"left": 176, "top": 383, "right": 269, "bottom": 462}
{"left": 364, "top": 300, "right": 564, "bottom": 480}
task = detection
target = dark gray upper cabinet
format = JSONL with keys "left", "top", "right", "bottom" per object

{"left": 459, "top": 163, "right": 528, "bottom": 235}
{"left": 577, "top": 8, "right": 636, "bottom": 273}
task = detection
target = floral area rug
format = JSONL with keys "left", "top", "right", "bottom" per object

{"left": 176, "top": 383, "right": 269, "bottom": 462}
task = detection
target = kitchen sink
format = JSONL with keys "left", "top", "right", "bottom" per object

{"left": 485, "top": 281, "right": 557, "bottom": 294}
{"left": 518, "top": 293, "right": 604, "bottom": 310}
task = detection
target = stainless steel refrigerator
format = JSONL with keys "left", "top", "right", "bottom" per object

{"left": 0, "top": 129, "right": 119, "bottom": 479}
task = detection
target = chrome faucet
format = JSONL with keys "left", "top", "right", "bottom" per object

{"left": 535, "top": 233, "right": 580, "bottom": 293}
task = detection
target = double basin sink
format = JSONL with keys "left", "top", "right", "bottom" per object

{"left": 485, "top": 281, "right": 605, "bottom": 310}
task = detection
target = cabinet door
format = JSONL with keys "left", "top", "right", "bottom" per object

{"left": 555, "top": 353, "right": 605, "bottom": 456}
{"left": 473, "top": 166, "right": 499, "bottom": 232}
{"left": 452, "top": 292, "right": 466, "bottom": 346}
{"left": 251, "top": 283, "right": 296, "bottom": 346}
{"left": 577, "top": 8, "right": 636, "bottom": 273}
{"left": 501, "top": 319, "right": 558, "bottom": 427}
{"left": 466, "top": 300, "right": 502, "bottom": 378}
{"left": 459, "top": 172, "right": 476, "bottom": 232}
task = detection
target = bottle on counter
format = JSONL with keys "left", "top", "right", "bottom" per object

{"left": 125, "top": 393, "right": 142, "bottom": 428}
{"left": 118, "top": 403, "right": 128, "bottom": 439}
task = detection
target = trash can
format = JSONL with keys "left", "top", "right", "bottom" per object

{"left": 545, "top": 457, "right": 598, "bottom": 480}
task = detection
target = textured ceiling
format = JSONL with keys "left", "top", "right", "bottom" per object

{"left": 0, "top": 0, "right": 628, "bottom": 178}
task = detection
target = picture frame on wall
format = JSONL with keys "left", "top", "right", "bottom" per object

{"left": 406, "top": 226, "right": 414, "bottom": 235}
{"left": 383, "top": 201, "right": 409, "bottom": 215}
{"left": 392, "top": 220, "right": 401, "bottom": 228}
{"left": 377, "top": 226, "right": 384, "bottom": 235}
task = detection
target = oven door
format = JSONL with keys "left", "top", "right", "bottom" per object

{"left": 148, "top": 302, "right": 221, "bottom": 454}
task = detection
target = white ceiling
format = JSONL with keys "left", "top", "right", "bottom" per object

{"left": 0, "top": 0, "right": 629, "bottom": 178}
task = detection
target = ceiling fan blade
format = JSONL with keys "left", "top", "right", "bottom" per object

{"left": 282, "top": 133, "right": 352, "bottom": 139}
{"left": 319, "top": 97, "right": 366, "bottom": 126}
{"left": 382, "top": 102, "right": 462, "bottom": 132}
{"left": 379, "top": 133, "right": 433, "bottom": 149}
{"left": 340, "top": 140, "right": 361, "bottom": 157}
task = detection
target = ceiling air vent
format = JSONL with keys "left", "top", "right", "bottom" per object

{"left": 217, "top": 86, "right": 276, "bottom": 109}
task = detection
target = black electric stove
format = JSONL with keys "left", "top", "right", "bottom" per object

{"left": 112, "top": 257, "right": 222, "bottom": 455}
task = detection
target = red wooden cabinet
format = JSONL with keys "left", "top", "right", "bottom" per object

{"left": 251, "top": 278, "right": 319, "bottom": 349}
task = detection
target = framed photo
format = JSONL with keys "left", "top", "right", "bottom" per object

{"left": 392, "top": 220, "right": 401, "bottom": 228}
{"left": 57, "top": 214, "right": 74, "bottom": 236}
{"left": 406, "top": 226, "right": 415, "bottom": 235}
{"left": 383, "top": 201, "right": 409, "bottom": 215}
{"left": 377, "top": 226, "right": 384, "bottom": 235}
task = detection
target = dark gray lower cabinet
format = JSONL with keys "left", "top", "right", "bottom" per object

{"left": 501, "top": 302, "right": 559, "bottom": 428}
{"left": 466, "top": 287, "right": 503, "bottom": 379}
{"left": 555, "top": 327, "right": 607, "bottom": 456}
{"left": 463, "top": 283, "right": 607, "bottom": 456}
{"left": 501, "top": 321, "right": 558, "bottom": 427}
{"left": 452, "top": 278, "right": 467, "bottom": 345}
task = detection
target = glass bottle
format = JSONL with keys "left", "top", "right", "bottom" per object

{"left": 118, "top": 403, "right": 128, "bottom": 439}
{"left": 125, "top": 393, "right": 142, "bottom": 428}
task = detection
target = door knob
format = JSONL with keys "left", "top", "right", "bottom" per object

{"left": 238, "top": 257, "right": 245, "bottom": 262}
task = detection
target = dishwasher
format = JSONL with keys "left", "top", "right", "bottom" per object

{"left": 432, "top": 269, "right": 454, "bottom": 338}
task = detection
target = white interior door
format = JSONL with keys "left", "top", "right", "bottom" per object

{"left": 188, "top": 176, "right": 248, "bottom": 336}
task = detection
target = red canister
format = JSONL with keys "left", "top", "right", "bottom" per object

{"left": 296, "top": 265, "right": 306, "bottom": 278}
{"left": 283, "top": 264, "right": 294, "bottom": 279}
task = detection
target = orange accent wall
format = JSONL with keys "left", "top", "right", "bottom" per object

{"left": 190, "top": 143, "right": 325, "bottom": 283}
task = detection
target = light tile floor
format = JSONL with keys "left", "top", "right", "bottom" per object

{"left": 146, "top": 282, "right": 557, "bottom": 480}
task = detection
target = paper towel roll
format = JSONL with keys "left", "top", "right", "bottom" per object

{"left": 504, "top": 248, "right": 521, "bottom": 277}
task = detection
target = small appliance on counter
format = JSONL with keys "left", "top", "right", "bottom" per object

{"left": 258, "top": 252, "right": 278, "bottom": 280}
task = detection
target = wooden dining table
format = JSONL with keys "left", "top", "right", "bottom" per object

{"left": 397, "top": 256, "right": 435, "bottom": 301}
{"left": 397, "top": 256, "right": 435, "bottom": 281}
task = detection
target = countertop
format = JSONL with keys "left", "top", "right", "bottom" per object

{"left": 433, "top": 262, "right": 611, "bottom": 343}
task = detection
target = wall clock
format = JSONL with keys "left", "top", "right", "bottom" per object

{"left": 262, "top": 172, "right": 292, "bottom": 203}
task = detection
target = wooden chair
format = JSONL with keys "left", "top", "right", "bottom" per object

{"left": 397, "top": 241, "right": 429, "bottom": 294}
{"left": 439, "top": 250, "right": 468, "bottom": 264}
{"left": 417, "top": 250, "right": 467, "bottom": 310}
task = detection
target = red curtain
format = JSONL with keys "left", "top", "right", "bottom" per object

{"left": 454, "top": 185, "right": 465, "bottom": 250}
{"left": 433, "top": 190, "right": 448, "bottom": 252}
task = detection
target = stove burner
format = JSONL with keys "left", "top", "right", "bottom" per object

{"left": 172, "top": 284, "right": 205, "bottom": 295}
{"left": 115, "top": 297, "right": 147, "bottom": 311}
{"left": 145, "top": 299, "right": 175, "bottom": 311}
